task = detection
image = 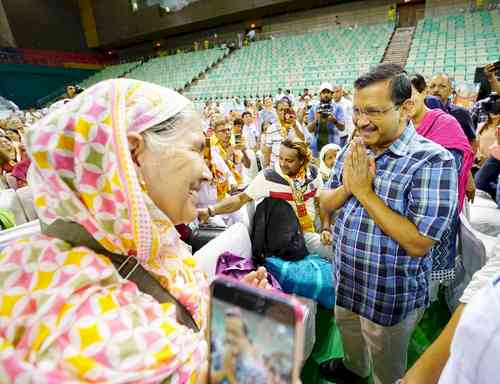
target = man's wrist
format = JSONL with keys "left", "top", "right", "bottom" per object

{"left": 321, "top": 227, "right": 331, "bottom": 233}
{"left": 355, "top": 187, "right": 376, "bottom": 205}
{"left": 340, "top": 184, "right": 351, "bottom": 198}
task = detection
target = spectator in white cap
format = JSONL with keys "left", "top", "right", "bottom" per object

{"left": 307, "top": 82, "right": 346, "bottom": 157}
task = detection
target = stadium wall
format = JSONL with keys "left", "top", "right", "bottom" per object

{"left": 0, "top": 0, "right": 15, "bottom": 47}
{"left": 2, "top": 0, "right": 88, "bottom": 51}
{"left": 95, "top": 0, "right": 396, "bottom": 58}
{"left": 260, "top": 0, "right": 395, "bottom": 35}
{"left": 0, "top": 64, "right": 96, "bottom": 109}
{"left": 425, "top": 0, "right": 499, "bottom": 17}
{"left": 93, "top": 0, "right": 292, "bottom": 47}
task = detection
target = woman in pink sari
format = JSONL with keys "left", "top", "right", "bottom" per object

{"left": 0, "top": 79, "right": 268, "bottom": 383}
{"left": 408, "top": 73, "right": 474, "bottom": 284}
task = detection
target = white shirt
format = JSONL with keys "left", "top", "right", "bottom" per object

{"left": 242, "top": 123, "right": 259, "bottom": 150}
{"left": 336, "top": 97, "right": 354, "bottom": 137}
{"left": 197, "top": 148, "right": 247, "bottom": 228}
{"left": 460, "top": 235, "right": 500, "bottom": 304}
{"left": 216, "top": 104, "right": 225, "bottom": 116}
{"left": 274, "top": 93, "right": 286, "bottom": 103}
{"left": 265, "top": 121, "right": 304, "bottom": 168}
{"left": 439, "top": 272, "right": 500, "bottom": 384}
{"left": 244, "top": 165, "right": 322, "bottom": 231}
{"left": 201, "top": 118, "right": 210, "bottom": 134}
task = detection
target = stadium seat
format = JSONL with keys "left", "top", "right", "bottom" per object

{"left": 405, "top": 8, "right": 500, "bottom": 80}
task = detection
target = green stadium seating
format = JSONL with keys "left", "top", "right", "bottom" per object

{"left": 79, "top": 61, "right": 140, "bottom": 89}
{"left": 186, "top": 22, "right": 395, "bottom": 101}
{"left": 405, "top": 9, "right": 500, "bottom": 82}
{"left": 77, "top": 47, "right": 228, "bottom": 92}
{"left": 126, "top": 48, "right": 228, "bottom": 91}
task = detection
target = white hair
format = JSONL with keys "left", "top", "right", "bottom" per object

{"left": 141, "top": 104, "right": 198, "bottom": 154}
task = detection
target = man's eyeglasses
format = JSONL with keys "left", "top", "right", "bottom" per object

{"left": 353, "top": 105, "right": 399, "bottom": 119}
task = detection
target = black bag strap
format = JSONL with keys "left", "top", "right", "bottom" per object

{"left": 41, "top": 220, "right": 199, "bottom": 332}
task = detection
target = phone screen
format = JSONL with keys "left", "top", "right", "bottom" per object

{"left": 209, "top": 279, "right": 297, "bottom": 384}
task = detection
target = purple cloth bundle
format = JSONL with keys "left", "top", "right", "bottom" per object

{"left": 215, "top": 252, "right": 281, "bottom": 290}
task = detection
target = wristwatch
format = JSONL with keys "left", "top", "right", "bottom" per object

{"left": 207, "top": 205, "right": 215, "bottom": 217}
{"left": 321, "top": 227, "right": 331, "bottom": 233}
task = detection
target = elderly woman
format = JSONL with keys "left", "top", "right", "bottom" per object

{"left": 0, "top": 79, "right": 269, "bottom": 383}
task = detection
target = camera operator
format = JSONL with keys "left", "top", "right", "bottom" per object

{"left": 307, "top": 83, "right": 346, "bottom": 157}
{"left": 471, "top": 61, "right": 500, "bottom": 129}
{"left": 475, "top": 93, "right": 500, "bottom": 201}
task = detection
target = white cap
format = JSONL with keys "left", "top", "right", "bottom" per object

{"left": 319, "top": 82, "right": 334, "bottom": 92}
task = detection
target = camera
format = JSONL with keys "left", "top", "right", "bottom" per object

{"left": 493, "top": 60, "right": 500, "bottom": 72}
{"left": 483, "top": 93, "right": 500, "bottom": 115}
{"left": 317, "top": 101, "right": 333, "bottom": 118}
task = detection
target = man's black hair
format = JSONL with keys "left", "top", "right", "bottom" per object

{"left": 242, "top": 111, "right": 252, "bottom": 118}
{"left": 233, "top": 118, "right": 243, "bottom": 126}
{"left": 225, "top": 311, "right": 249, "bottom": 337}
{"left": 354, "top": 63, "right": 412, "bottom": 106}
{"left": 409, "top": 73, "right": 427, "bottom": 93}
{"left": 477, "top": 77, "right": 492, "bottom": 102}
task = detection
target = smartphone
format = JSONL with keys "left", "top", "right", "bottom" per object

{"left": 234, "top": 132, "right": 242, "bottom": 145}
{"left": 284, "top": 108, "right": 296, "bottom": 124}
{"left": 209, "top": 277, "right": 305, "bottom": 384}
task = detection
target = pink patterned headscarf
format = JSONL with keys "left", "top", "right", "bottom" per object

{"left": 27, "top": 79, "right": 189, "bottom": 262}
{"left": 0, "top": 79, "right": 209, "bottom": 383}
{"left": 27, "top": 78, "right": 209, "bottom": 322}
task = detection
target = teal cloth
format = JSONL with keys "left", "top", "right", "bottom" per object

{"left": 264, "top": 254, "right": 335, "bottom": 309}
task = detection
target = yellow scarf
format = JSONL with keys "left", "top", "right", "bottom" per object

{"left": 281, "top": 166, "right": 315, "bottom": 233}
{"left": 212, "top": 136, "right": 242, "bottom": 186}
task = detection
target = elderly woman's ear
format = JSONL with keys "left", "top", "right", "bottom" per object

{"left": 127, "top": 132, "right": 146, "bottom": 167}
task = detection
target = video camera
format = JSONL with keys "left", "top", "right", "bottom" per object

{"left": 317, "top": 101, "right": 334, "bottom": 118}
{"left": 483, "top": 93, "right": 500, "bottom": 115}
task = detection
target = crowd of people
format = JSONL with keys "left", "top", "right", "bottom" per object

{"left": 0, "top": 60, "right": 498, "bottom": 384}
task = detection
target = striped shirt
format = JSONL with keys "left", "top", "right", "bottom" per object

{"left": 245, "top": 165, "right": 322, "bottom": 232}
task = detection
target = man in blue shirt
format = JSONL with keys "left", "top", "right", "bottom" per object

{"left": 319, "top": 64, "right": 458, "bottom": 384}
{"left": 307, "top": 82, "right": 346, "bottom": 156}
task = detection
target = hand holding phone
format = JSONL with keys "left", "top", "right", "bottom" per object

{"left": 209, "top": 277, "right": 305, "bottom": 384}
{"left": 485, "top": 61, "right": 500, "bottom": 80}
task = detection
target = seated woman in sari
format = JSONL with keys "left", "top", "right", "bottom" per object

{"left": 0, "top": 79, "right": 269, "bottom": 383}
